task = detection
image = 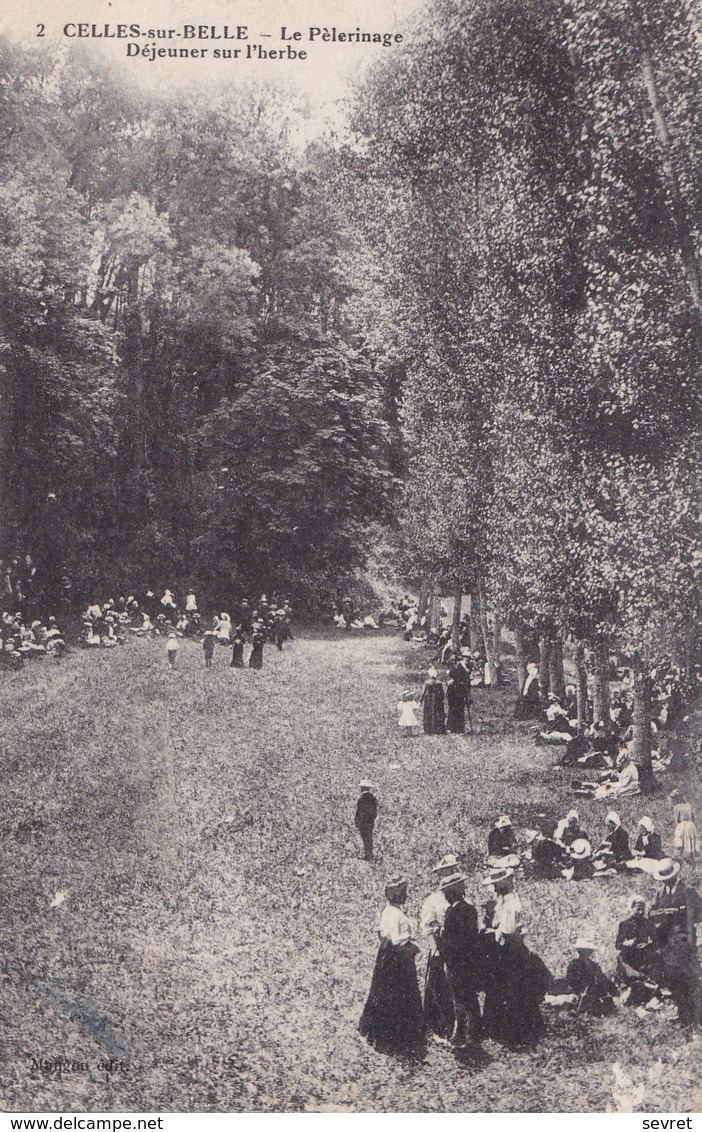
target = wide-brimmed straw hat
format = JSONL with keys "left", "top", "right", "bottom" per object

{"left": 481, "top": 867, "right": 514, "bottom": 886}
{"left": 431, "top": 853, "right": 460, "bottom": 873}
{"left": 570, "top": 838, "right": 591, "bottom": 860}
{"left": 439, "top": 871, "right": 467, "bottom": 891}
{"left": 654, "top": 858, "right": 681, "bottom": 882}
{"left": 574, "top": 937, "right": 597, "bottom": 953}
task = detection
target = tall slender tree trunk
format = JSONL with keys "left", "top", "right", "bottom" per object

{"left": 492, "top": 617, "right": 502, "bottom": 666}
{"left": 574, "top": 641, "right": 589, "bottom": 733}
{"left": 538, "top": 637, "right": 552, "bottom": 697}
{"left": 429, "top": 594, "right": 442, "bottom": 634}
{"left": 451, "top": 589, "right": 462, "bottom": 651}
{"left": 549, "top": 638, "right": 566, "bottom": 702}
{"left": 417, "top": 578, "right": 432, "bottom": 622}
{"left": 592, "top": 638, "right": 611, "bottom": 728}
{"left": 632, "top": 654, "right": 655, "bottom": 792}
{"left": 479, "top": 610, "right": 495, "bottom": 686}
{"left": 475, "top": 575, "right": 494, "bottom": 684}
{"left": 467, "top": 593, "right": 480, "bottom": 652}
{"left": 515, "top": 620, "right": 527, "bottom": 695}
{"left": 631, "top": 0, "right": 702, "bottom": 314}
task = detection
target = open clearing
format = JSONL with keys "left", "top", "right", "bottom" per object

{"left": 1, "top": 630, "right": 700, "bottom": 1112}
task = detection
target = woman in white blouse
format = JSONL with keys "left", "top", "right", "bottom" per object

{"left": 359, "top": 876, "right": 426, "bottom": 1054}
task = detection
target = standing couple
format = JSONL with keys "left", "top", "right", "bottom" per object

{"left": 420, "top": 657, "right": 472, "bottom": 735}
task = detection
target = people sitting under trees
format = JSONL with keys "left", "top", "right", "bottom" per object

{"left": 614, "top": 895, "right": 658, "bottom": 1005}
{"left": 523, "top": 828, "right": 563, "bottom": 880}
{"left": 561, "top": 838, "right": 594, "bottom": 882}
{"left": 554, "top": 809, "right": 589, "bottom": 849}
{"left": 535, "top": 694, "right": 578, "bottom": 745}
{"left": 572, "top": 748, "right": 640, "bottom": 800}
{"left": 487, "top": 815, "right": 517, "bottom": 859}
{"left": 562, "top": 939, "right": 618, "bottom": 1016}
{"left": 626, "top": 816, "right": 664, "bottom": 875}
{"left": 592, "top": 812, "right": 631, "bottom": 872}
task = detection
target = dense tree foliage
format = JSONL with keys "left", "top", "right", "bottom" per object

{"left": 0, "top": 42, "right": 400, "bottom": 608}
{"left": 349, "top": 0, "right": 702, "bottom": 781}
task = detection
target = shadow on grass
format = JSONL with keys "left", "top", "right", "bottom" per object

{"left": 452, "top": 1042, "right": 493, "bottom": 1071}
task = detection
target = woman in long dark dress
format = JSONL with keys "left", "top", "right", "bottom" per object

{"left": 420, "top": 670, "right": 446, "bottom": 735}
{"left": 446, "top": 676, "right": 466, "bottom": 734}
{"left": 230, "top": 629, "right": 245, "bottom": 668}
{"left": 359, "top": 877, "right": 426, "bottom": 1054}
{"left": 248, "top": 628, "right": 264, "bottom": 670}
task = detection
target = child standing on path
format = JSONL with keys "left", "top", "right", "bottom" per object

{"left": 203, "top": 631, "right": 215, "bottom": 668}
{"left": 397, "top": 689, "right": 420, "bottom": 737}
{"left": 166, "top": 632, "right": 179, "bottom": 668}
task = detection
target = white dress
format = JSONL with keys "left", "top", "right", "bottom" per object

{"left": 397, "top": 700, "right": 420, "bottom": 728}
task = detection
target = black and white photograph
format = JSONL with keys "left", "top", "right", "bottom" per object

{"left": 0, "top": 0, "right": 701, "bottom": 1115}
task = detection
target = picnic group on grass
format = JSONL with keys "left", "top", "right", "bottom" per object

{"left": 0, "top": 583, "right": 294, "bottom": 672}
{"left": 356, "top": 801, "right": 702, "bottom": 1057}
{"left": 356, "top": 613, "right": 702, "bottom": 1058}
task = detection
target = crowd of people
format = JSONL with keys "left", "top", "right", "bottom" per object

{"left": 357, "top": 833, "right": 702, "bottom": 1056}
{"left": 0, "top": 584, "right": 294, "bottom": 672}
{"left": 355, "top": 611, "right": 702, "bottom": 1058}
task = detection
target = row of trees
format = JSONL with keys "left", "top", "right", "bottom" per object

{"left": 348, "top": 0, "right": 702, "bottom": 785}
{"left": 0, "top": 41, "right": 402, "bottom": 609}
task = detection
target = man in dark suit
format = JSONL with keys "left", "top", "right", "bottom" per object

{"left": 438, "top": 873, "right": 482, "bottom": 1047}
{"left": 354, "top": 782, "right": 378, "bottom": 862}
{"left": 649, "top": 859, "right": 702, "bottom": 1032}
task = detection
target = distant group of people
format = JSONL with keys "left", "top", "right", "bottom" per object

{"left": 0, "top": 611, "right": 66, "bottom": 668}
{"left": 0, "top": 583, "right": 295, "bottom": 674}
{"left": 1, "top": 555, "right": 39, "bottom": 610}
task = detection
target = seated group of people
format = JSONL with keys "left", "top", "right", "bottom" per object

{"left": 79, "top": 589, "right": 293, "bottom": 652}
{"left": 556, "top": 863, "right": 702, "bottom": 1024}
{"left": 486, "top": 802, "right": 698, "bottom": 882}
{"left": 0, "top": 611, "right": 66, "bottom": 666}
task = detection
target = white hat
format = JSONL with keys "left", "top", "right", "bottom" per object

{"left": 638, "top": 816, "right": 654, "bottom": 833}
{"left": 570, "top": 838, "right": 591, "bottom": 860}
{"left": 359, "top": 780, "right": 373, "bottom": 789}
{"left": 438, "top": 871, "right": 468, "bottom": 891}
{"left": 654, "top": 858, "right": 681, "bottom": 882}
{"left": 574, "top": 938, "right": 597, "bottom": 953}
{"left": 605, "top": 811, "right": 621, "bottom": 827}
{"left": 495, "top": 815, "right": 512, "bottom": 829}
{"left": 431, "top": 853, "right": 460, "bottom": 873}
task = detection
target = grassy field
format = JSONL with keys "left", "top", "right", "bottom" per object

{"left": 1, "top": 628, "right": 701, "bottom": 1112}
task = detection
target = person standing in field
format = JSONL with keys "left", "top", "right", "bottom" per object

{"left": 202, "top": 630, "right": 215, "bottom": 668}
{"left": 355, "top": 781, "right": 378, "bottom": 862}
{"left": 248, "top": 624, "right": 265, "bottom": 669}
{"left": 439, "top": 872, "right": 483, "bottom": 1048}
{"left": 420, "top": 854, "right": 460, "bottom": 1040}
{"left": 420, "top": 667, "right": 446, "bottom": 735}
{"left": 358, "top": 876, "right": 425, "bottom": 1055}
{"left": 166, "top": 632, "right": 179, "bottom": 668}
{"left": 396, "top": 689, "right": 420, "bottom": 737}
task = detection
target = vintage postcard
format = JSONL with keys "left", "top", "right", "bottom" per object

{"left": 0, "top": 0, "right": 700, "bottom": 1116}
